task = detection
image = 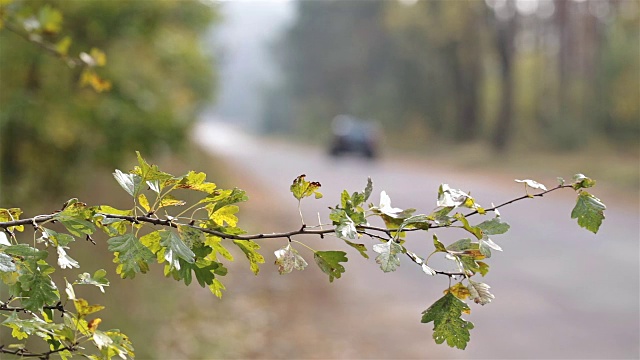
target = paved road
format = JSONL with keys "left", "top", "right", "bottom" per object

{"left": 193, "top": 120, "right": 639, "bottom": 359}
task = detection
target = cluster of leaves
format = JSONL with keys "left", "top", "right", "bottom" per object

{"left": 1, "top": 0, "right": 218, "bottom": 208}
{"left": 0, "top": 154, "right": 606, "bottom": 358}
{"left": 0, "top": 0, "right": 110, "bottom": 92}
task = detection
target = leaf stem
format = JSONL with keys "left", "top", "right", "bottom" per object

{"left": 291, "top": 239, "right": 316, "bottom": 253}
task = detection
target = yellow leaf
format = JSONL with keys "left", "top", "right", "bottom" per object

{"left": 462, "top": 249, "right": 486, "bottom": 260}
{"left": 88, "top": 318, "right": 102, "bottom": 333}
{"left": 73, "top": 298, "right": 105, "bottom": 317}
{"left": 55, "top": 36, "right": 72, "bottom": 56}
{"left": 209, "top": 205, "right": 239, "bottom": 227}
{"left": 80, "top": 69, "right": 112, "bottom": 93}
{"left": 443, "top": 282, "right": 471, "bottom": 300}
{"left": 0, "top": 208, "right": 24, "bottom": 232}
{"left": 89, "top": 47, "right": 107, "bottom": 66}
{"left": 158, "top": 195, "right": 186, "bottom": 209}
{"left": 39, "top": 4, "right": 63, "bottom": 34}
{"left": 138, "top": 194, "right": 150, "bottom": 212}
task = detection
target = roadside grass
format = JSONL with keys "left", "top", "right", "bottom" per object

{"left": 382, "top": 135, "right": 639, "bottom": 205}
{"left": 270, "top": 126, "right": 638, "bottom": 195}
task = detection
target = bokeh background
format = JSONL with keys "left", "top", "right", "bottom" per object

{"left": 1, "top": 0, "right": 638, "bottom": 359}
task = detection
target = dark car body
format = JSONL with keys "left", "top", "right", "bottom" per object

{"left": 328, "top": 115, "right": 380, "bottom": 159}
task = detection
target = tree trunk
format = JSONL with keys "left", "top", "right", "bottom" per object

{"left": 492, "top": 9, "right": 517, "bottom": 152}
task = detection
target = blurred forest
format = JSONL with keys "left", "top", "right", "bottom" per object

{"left": 264, "top": 0, "right": 639, "bottom": 154}
{"left": 0, "top": 0, "right": 219, "bottom": 207}
{"left": 0, "top": 1, "right": 637, "bottom": 358}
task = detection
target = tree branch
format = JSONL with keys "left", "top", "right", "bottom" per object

{"left": 0, "top": 185, "right": 575, "bottom": 239}
{"left": 0, "top": 301, "right": 65, "bottom": 314}
{"left": 463, "top": 184, "right": 573, "bottom": 218}
{"left": 0, "top": 214, "right": 57, "bottom": 229}
{"left": 3, "top": 22, "right": 82, "bottom": 67}
{"left": 0, "top": 344, "right": 75, "bottom": 359}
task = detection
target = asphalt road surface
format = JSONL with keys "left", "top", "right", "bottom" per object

{"left": 193, "top": 120, "right": 639, "bottom": 359}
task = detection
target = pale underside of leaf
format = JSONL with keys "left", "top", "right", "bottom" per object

{"left": 274, "top": 244, "right": 308, "bottom": 274}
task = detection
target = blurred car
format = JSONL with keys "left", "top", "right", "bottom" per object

{"left": 328, "top": 115, "right": 380, "bottom": 159}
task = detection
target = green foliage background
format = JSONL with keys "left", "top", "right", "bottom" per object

{"left": 0, "top": 0, "right": 219, "bottom": 207}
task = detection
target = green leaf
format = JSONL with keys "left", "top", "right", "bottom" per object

{"left": 75, "top": 269, "right": 109, "bottom": 293}
{"left": 19, "top": 260, "right": 60, "bottom": 312}
{"left": 4, "top": 244, "right": 48, "bottom": 260}
{"left": 290, "top": 174, "right": 323, "bottom": 200}
{"left": 40, "top": 228, "right": 75, "bottom": 247}
{"left": 313, "top": 250, "right": 347, "bottom": 282}
{"left": 113, "top": 169, "right": 142, "bottom": 197}
{"left": 427, "top": 206, "right": 454, "bottom": 226}
{"left": 421, "top": 292, "right": 474, "bottom": 350}
{"left": 94, "top": 329, "right": 134, "bottom": 359}
{"left": 2, "top": 312, "right": 64, "bottom": 341}
{"left": 176, "top": 170, "right": 217, "bottom": 194}
{"left": 107, "top": 233, "right": 154, "bottom": 279}
{"left": 199, "top": 188, "right": 248, "bottom": 208}
{"left": 399, "top": 214, "right": 431, "bottom": 233}
{"left": 133, "top": 151, "right": 173, "bottom": 184}
{"left": 476, "top": 217, "right": 510, "bottom": 235}
{"left": 343, "top": 177, "right": 373, "bottom": 209}
{"left": 458, "top": 255, "right": 481, "bottom": 275}
{"left": 159, "top": 230, "right": 196, "bottom": 270}
{"left": 476, "top": 261, "right": 490, "bottom": 276}
{"left": 0, "top": 253, "right": 17, "bottom": 272}
{"left": 453, "top": 213, "right": 483, "bottom": 240}
{"left": 331, "top": 209, "right": 358, "bottom": 240}
{"left": 433, "top": 235, "right": 448, "bottom": 253}
{"left": 233, "top": 240, "right": 265, "bottom": 275}
{"left": 170, "top": 253, "right": 226, "bottom": 289}
{"left": 94, "top": 205, "right": 132, "bottom": 235}
{"left": 177, "top": 225, "right": 204, "bottom": 247}
{"left": 55, "top": 215, "right": 95, "bottom": 238}
{"left": 2, "top": 312, "right": 29, "bottom": 340}
{"left": 446, "top": 238, "right": 472, "bottom": 253}
{"left": 557, "top": 177, "right": 566, "bottom": 186}
{"left": 38, "top": 4, "right": 62, "bottom": 34}
{"left": 342, "top": 239, "right": 369, "bottom": 259}
{"left": 166, "top": 242, "right": 225, "bottom": 288}
{"left": 572, "top": 173, "right": 596, "bottom": 190}
{"left": 372, "top": 240, "right": 403, "bottom": 272}
{"left": 571, "top": 191, "right": 606, "bottom": 233}
{"left": 273, "top": 244, "right": 308, "bottom": 274}
{"left": 363, "top": 177, "right": 373, "bottom": 202}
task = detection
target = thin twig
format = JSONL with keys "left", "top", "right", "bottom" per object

{"left": 0, "top": 344, "right": 76, "bottom": 359}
